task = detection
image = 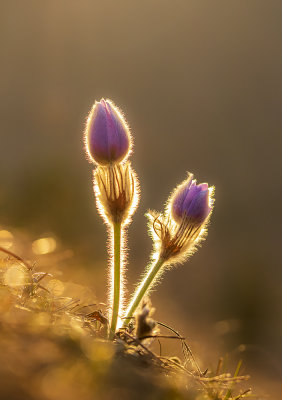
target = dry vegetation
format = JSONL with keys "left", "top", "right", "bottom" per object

{"left": 0, "top": 234, "right": 254, "bottom": 400}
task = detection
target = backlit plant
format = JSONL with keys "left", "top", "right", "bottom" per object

{"left": 0, "top": 98, "right": 254, "bottom": 400}
{"left": 84, "top": 98, "right": 215, "bottom": 339}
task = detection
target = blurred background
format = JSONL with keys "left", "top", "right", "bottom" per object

{"left": 0, "top": 0, "right": 281, "bottom": 396}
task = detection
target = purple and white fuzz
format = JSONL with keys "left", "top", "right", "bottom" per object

{"left": 85, "top": 98, "right": 132, "bottom": 166}
{"left": 148, "top": 173, "right": 214, "bottom": 264}
{"left": 124, "top": 173, "right": 214, "bottom": 325}
{"left": 84, "top": 98, "right": 140, "bottom": 338}
{"left": 94, "top": 162, "right": 139, "bottom": 226}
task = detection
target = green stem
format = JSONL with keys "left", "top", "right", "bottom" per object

{"left": 123, "top": 257, "right": 165, "bottom": 327}
{"left": 109, "top": 222, "right": 122, "bottom": 339}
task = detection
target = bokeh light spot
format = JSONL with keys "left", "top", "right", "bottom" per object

{"left": 4, "top": 264, "right": 29, "bottom": 287}
{"left": 32, "top": 237, "right": 57, "bottom": 255}
{"left": 0, "top": 230, "right": 14, "bottom": 249}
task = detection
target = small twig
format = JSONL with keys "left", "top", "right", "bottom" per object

{"left": 121, "top": 331, "right": 159, "bottom": 360}
{"left": 158, "top": 355, "right": 195, "bottom": 377}
{"left": 199, "top": 374, "right": 250, "bottom": 384}
{"left": 233, "top": 389, "right": 252, "bottom": 399}
{"left": 37, "top": 284, "right": 50, "bottom": 293}
{"left": 35, "top": 272, "right": 50, "bottom": 283}
{"left": 55, "top": 298, "right": 80, "bottom": 313}
{"left": 158, "top": 339, "right": 162, "bottom": 356}
{"left": 139, "top": 334, "right": 185, "bottom": 340}
{"left": 157, "top": 320, "right": 203, "bottom": 376}
{"left": 121, "top": 331, "right": 197, "bottom": 379}
{"left": 68, "top": 303, "right": 82, "bottom": 312}
{"left": 75, "top": 302, "right": 107, "bottom": 313}
{"left": 0, "top": 246, "right": 32, "bottom": 271}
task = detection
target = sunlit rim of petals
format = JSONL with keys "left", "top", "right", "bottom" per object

{"left": 85, "top": 98, "right": 132, "bottom": 166}
{"left": 170, "top": 173, "right": 214, "bottom": 226}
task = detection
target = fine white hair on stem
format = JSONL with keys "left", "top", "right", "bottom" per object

{"left": 93, "top": 162, "right": 140, "bottom": 331}
{"left": 93, "top": 163, "right": 140, "bottom": 226}
{"left": 124, "top": 183, "right": 214, "bottom": 323}
{"left": 105, "top": 224, "right": 128, "bottom": 327}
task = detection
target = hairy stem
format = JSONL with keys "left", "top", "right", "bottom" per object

{"left": 109, "top": 222, "right": 122, "bottom": 339}
{"left": 123, "top": 257, "right": 165, "bottom": 326}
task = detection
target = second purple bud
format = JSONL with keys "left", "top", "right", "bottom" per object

{"left": 171, "top": 174, "right": 213, "bottom": 225}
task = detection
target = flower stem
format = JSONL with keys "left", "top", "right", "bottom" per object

{"left": 123, "top": 257, "right": 165, "bottom": 327}
{"left": 109, "top": 222, "right": 122, "bottom": 339}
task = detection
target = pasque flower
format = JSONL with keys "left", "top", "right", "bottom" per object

{"left": 84, "top": 97, "right": 216, "bottom": 340}
{"left": 85, "top": 99, "right": 131, "bottom": 166}
{"left": 123, "top": 173, "right": 214, "bottom": 325}
{"left": 84, "top": 98, "right": 139, "bottom": 339}
{"left": 152, "top": 173, "right": 214, "bottom": 261}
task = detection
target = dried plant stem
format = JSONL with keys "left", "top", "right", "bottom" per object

{"left": 123, "top": 257, "right": 165, "bottom": 326}
{"left": 109, "top": 222, "right": 122, "bottom": 339}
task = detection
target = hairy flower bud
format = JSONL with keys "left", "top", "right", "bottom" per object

{"left": 123, "top": 174, "right": 214, "bottom": 324}
{"left": 85, "top": 99, "right": 131, "bottom": 165}
{"left": 94, "top": 162, "right": 139, "bottom": 225}
{"left": 171, "top": 174, "right": 212, "bottom": 225}
{"left": 148, "top": 173, "right": 214, "bottom": 263}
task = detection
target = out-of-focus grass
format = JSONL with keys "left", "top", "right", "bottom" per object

{"left": 0, "top": 233, "right": 253, "bottom": 400}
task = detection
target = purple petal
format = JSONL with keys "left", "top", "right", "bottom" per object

{"left": 171, "top": 176, "right": 212, "bottom": 224}
{"left": 186, "top": 189, "right": 211, "bottom": 223}
{"left": 171, "top": 177, "right": 193, "bottom": 221}
{"left": 86, "top": 99, "right": 131, "bottom": 165}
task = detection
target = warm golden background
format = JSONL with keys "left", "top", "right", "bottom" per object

{"left": 1, "top": 1, "right": 281, "bottom": 396}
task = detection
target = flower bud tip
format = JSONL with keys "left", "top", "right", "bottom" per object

{"left": 85, "top": 98, "right": 132, "bottom": 166}
{"left": 170, "top": 173, "right": 213, "bottom": 226}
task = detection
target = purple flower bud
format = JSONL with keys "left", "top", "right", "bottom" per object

{"left": 171, "top": 175, "right": 212, "bottom": 225}
{"left": 85, "top": 99, "right": 131, "bottom": 165}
